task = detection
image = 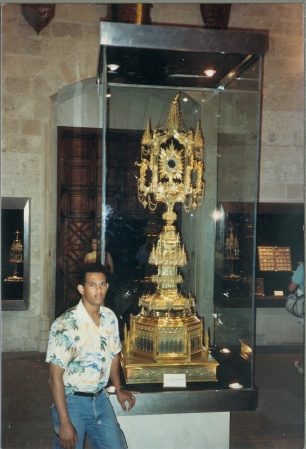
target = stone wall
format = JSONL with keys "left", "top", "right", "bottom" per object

{"left": 1, "top": 3, "right": 304, "bottom": 351}
{"left": 1, "top": 4, "right": 108, "bottom": 350}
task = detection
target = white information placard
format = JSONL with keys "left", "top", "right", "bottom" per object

{"left": 274, "top": 290, "right": 284, "bottom": 296}
{"left": 163, "top": 373, "right": 186, "bottom": 388}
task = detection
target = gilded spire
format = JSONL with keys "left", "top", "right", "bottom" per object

{"left": 164, "top": 93, "right": 187, "bottom": 134}
{"left": 142, "top": 118, "right": 152, "bottom": 147}
{"left": 194, "top": 122, "right": 204, "bottom": 154}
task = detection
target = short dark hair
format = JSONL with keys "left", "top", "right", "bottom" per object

{"left": 78, "top": 263, "right": 108, "bottom": 285}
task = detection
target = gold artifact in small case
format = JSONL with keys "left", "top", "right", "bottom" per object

{"left": 257, "top": 246, "right": 292, "bottom": 272}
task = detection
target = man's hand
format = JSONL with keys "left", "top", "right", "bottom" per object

{"left": 110, "top": 354, "right": 138, "bottom": 411}
{"left": 58, "top": 421, "right": 78, "bottom": 449}
{"left": 116, "top": 389, "right": 137, "bottom": 412}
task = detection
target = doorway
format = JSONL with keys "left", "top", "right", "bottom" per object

{"left": 56, "top": 126, "right": 151, "bottom": 317}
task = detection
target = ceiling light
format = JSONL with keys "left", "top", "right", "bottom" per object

{"left": 204, "top": 69, "right": 216, "bottom": 77}
{"left": 107, "top": 64, "right": 119, "bottom": 72}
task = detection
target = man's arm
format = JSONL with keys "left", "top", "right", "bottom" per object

{"left": 106, "top": 252, "right": 115, "bottom": 274}
{"left": 109, "top": 353, "right": 136, "bottom": 411}
{"left": 288, "top": 264, "right": 304, "bottom": 292}
{"left": 288, "top": 281, "right": 298, "bottom": 292}
{"left": 49, "top": 362, "right": 78, "bottom": 449}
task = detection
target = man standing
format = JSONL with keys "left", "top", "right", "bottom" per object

{"left": 46, "top": 263, "right": 136, "bottom": 449}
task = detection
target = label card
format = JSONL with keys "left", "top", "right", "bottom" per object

{"left": 163, "top": 373, "right": 186, "bottom": 388}
{"left": 274, "top": 290, "right": 284, "bottom": 296}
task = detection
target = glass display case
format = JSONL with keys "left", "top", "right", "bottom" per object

{"left": 1, "top": 197, "right": 30, "bottom": 311}
{"left": 97, "top": 21, "right": 267, "bottom": 409}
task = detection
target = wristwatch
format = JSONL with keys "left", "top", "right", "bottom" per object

{"left": 115, "top": 386, "right": 123, "bottom": 394}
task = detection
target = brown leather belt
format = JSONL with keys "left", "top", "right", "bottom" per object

{"left": 73, "top": 388, "right": 104, "bottom": 397}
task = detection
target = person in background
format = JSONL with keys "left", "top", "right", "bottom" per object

{"left": 288, "top": 261, "right": 304, "bottom": 375}
{"left": 84, "top": 235, "right": 115, "bottom": 274}
{"left": 135, "top": 240, "right": 149, "bottom": 279}
{"left": 288, "top": 262, "right": 304, "bottom": 295}
{"left": 46, "top": 263, "right": 136, "bottom": 449}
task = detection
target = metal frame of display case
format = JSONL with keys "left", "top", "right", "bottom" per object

{"left": 97, "top": 22, "right": 267, "bottom": 88}
{"left": 98, "top": 21, "right": 268, "bottom": 414}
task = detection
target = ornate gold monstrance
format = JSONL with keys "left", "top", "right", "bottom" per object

{"left": 4, "top": 230, "right": 24, "bottom": 282}
{"left": 121, "top": 94, "right": 218, "bottom": 383}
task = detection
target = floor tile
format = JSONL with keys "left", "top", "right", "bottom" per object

{"left": 1, "top": 351, "right": 304, "bottom": 449}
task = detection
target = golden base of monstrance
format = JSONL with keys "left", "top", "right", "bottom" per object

{"left": 121, "top": 312, "right": 218, "bottom": 384}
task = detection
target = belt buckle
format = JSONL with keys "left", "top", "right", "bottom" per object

{"left": 94, "top": 388, "right": 103, "bottom": 397}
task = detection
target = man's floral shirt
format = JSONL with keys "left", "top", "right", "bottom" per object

{"left": 46, "top": 299, "right": 121, "bottom": 394}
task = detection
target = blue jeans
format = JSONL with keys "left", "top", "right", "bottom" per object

{"left": 52, "top": 390, "right": 127, "bottom": 449}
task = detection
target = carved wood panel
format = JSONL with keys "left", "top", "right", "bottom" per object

{"left": 56, "top": 127, "right": 147, "bottom": 317}
{"left": 106, "top": 129, "right": 145, "bottom": 219}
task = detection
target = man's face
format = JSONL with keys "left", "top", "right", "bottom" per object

{"left": 77, "top": 272, "right": 108, "bottom": 308}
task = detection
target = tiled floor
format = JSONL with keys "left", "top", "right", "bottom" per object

{"left": 1, "top": 351, "right": 304, "bottom": 449}
{"left": 230, "top": 352, "right": 304, "bottom": 449}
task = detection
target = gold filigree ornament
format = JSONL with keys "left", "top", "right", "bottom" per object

{"left": 158, "top": 143, "right": 183, "bottom": 182}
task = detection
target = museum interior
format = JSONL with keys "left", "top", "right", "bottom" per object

{"left": 1, "top": 3, "right": 305, "bottom": 449}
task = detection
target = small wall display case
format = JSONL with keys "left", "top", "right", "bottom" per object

{"left": 258, "top": 246, "right": 292, "bottom": 272}
{"left": 1, "top": 197, "right": 30, "bottom": 310}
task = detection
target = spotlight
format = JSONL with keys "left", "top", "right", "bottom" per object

{"left": 204, "top": 69, "right": 216, "bottom": 77}
{"left": 107, "top": 64, "right": 119, "bottom": 72}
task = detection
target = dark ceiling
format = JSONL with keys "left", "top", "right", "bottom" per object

{"left": 105, "top": 47, "right": 256, "bottom": 89}
{"left": 98, "top": 22, "right": 267, "bottom": 91}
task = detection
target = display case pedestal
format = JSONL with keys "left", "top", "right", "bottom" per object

{"left": 109, "top": 382, "right": 257, "bottom": 449}
{"left": 114, "top": 409, "right": 230, "bottom": 449}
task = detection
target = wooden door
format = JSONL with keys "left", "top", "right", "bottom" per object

{"left": 56, "top": 127, "right": 148, "bottom": 317}
{"left": 56, "top": 127, "right": 102, "bottom": 316}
